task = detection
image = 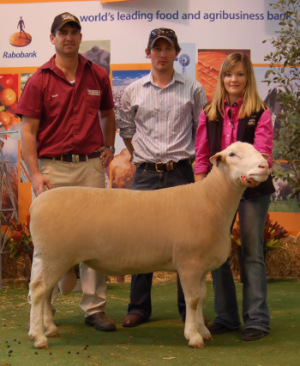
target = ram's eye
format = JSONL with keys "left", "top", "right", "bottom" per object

{"left": 229, "top": 152, "right": 236, "bottom": 157}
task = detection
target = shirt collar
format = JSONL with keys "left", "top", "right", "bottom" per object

{"left": 225, "top": 98, "right": 243, "bottom": 108}
{"left": 41, "top": 54, "right": 91, "bottom": 71}
{"left": 142, "top": 69, "right": 184, "bottom": 87}
{"left": 141, "top": 71, "right": 152, "bottom": 86}
{"left": 173, "top": 70, "right": 186, "bottom": 84}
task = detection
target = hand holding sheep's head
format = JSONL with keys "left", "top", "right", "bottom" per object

{"left": 209, "top": 142, "right": 270, "bottom": 187}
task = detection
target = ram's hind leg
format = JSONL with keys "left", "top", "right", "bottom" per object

{"left": 29, "top": 263, "right": 65, "bottom": 348}
{"left": 44, "top": 287, "right": 59, "bottom": 338}
{"left": 29, "top": 272, "right": 50, "bottom": 349}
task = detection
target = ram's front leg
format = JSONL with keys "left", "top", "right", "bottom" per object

{"left": 179, "top": 272, "right": 205, "bottom": 348}
{"left": 196, "top": 276, "right": 212, "bottom": 342}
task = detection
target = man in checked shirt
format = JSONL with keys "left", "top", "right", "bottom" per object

{"left": 119, "top": 28, "right": 207, "bottom": 327}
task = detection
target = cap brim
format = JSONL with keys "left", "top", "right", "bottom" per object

{"left": 148, "top": 36, "right": 174, "bottom": 48}
{"left": 55, "top": 19, "right": 81, "bottom": 33}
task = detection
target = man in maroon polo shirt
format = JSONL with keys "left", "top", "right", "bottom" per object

{"left": 16, "top": 12, "right": 116, "bottom": 332}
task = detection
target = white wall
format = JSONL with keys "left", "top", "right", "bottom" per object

{"left": 0, "top": 0, "right": 283, "bottom": 67}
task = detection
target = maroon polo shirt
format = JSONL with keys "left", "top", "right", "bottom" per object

{"left": 16, "top": 54, "right": 114, "bottom": 158}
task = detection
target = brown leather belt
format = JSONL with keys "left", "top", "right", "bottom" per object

{"left": 138, "top": 159, "right": 192, "bottom": 173}
{"left": 40, "top": 151, "right": 101, "bottom": 163}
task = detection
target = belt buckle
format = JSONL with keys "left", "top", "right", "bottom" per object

{"left": 155, "top": 161, "right": 164, "bottom": 173}
{"left": 60, "top": 154, "right": 69, "bottom": 164}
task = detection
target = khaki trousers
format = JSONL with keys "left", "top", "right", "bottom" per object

{"left": 28, "top": 156, "right": 107, "bottom": 316}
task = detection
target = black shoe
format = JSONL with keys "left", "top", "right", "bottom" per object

{"left": 85, "top": 312, "right": 116, "bottom": 332}
{"left": 207, "top": 323, "right": 235, "bottom": 335}
{"left": 242, "top": 328, "right": 267, "bottom": 341}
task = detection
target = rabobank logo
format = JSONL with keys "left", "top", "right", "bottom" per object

{"left": 3, "top": 51, "right": 37, "bottom": 59}
{"left": 4, "top": 16, "right": 36, "bottom": 59}
{"left": 9, "top": 16, "right": 32, "bottom": 47}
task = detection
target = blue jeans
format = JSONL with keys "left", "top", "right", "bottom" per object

{"left": 128, "top": 164, "right": 194, "bottom": 321}
{"left": 212, "top": 194, "right": 271, "bottom": 332}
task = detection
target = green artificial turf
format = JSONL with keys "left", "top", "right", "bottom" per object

{"left": 1, "top": 279, "right": 300, "bottom": 366}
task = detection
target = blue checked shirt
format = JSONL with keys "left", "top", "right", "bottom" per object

{"left": 119, "top": 70, "right": 207, "bottom": 165}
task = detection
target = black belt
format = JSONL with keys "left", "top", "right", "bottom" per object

{"left": 40, "top": 151, "right": 101, "bottom": 163}
{"left": 138, "top": 159, "right": 192, "bottom": 173}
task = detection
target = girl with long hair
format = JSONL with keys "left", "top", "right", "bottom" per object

{"left": 194, "top": 52, "right": 275, "bottom": 341}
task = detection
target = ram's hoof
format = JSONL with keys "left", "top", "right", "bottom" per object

{"left": 204, "top": 336, "right": 213, "bottom": 342}
{"left": 35, "top": 343, "right": 49, "bottom": 349}
{"left": 45, "top": 324, "right": 59, "bottom": 338}
{"left": 47, "top": 332, "right": 60, "bottom": 338}
{"left": 33, "top": 338, "right": 49, "bottom": 349}
{"left": 30, "top": 334, "right": 49, "bottom": 349}
{"left": 189, "top": 343, "right": 205, "bottom": 349}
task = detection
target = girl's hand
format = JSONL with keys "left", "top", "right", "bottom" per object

{"left": 238, "top": 176, "right": 261, "bottom": 188}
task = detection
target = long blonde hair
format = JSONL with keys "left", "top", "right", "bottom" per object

{"left": 205, "top": 52, "right": 265, "bottom": 120}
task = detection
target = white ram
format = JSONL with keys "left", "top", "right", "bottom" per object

{"left": 28, "top": 142, "right": 270, "bottom": 349}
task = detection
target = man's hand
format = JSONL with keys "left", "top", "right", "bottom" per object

{"left": 100, "top": 108, "right": 116, "bottom": 168}
{"left": 31, "top": 172, "right": 52, "bottom": 197}
{"left": 99, "top": 147, "right": 114, "bottom": 168}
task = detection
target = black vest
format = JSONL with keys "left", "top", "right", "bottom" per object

{"left": 205, "top": 104, "right": 275, "bottom": 199}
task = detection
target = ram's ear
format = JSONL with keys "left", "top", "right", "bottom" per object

{"left": 261, "top": 153, "right": 269, "bottom": 161}
{"left": 210, "top": 152, "right": 225, "bottom": 167}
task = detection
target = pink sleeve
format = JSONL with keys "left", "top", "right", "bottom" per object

{"left": 253, "top": 109, "right": 274, "bottom": 168}
{"left": 194, "top": 109, "right": 211, "bottom": 174}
